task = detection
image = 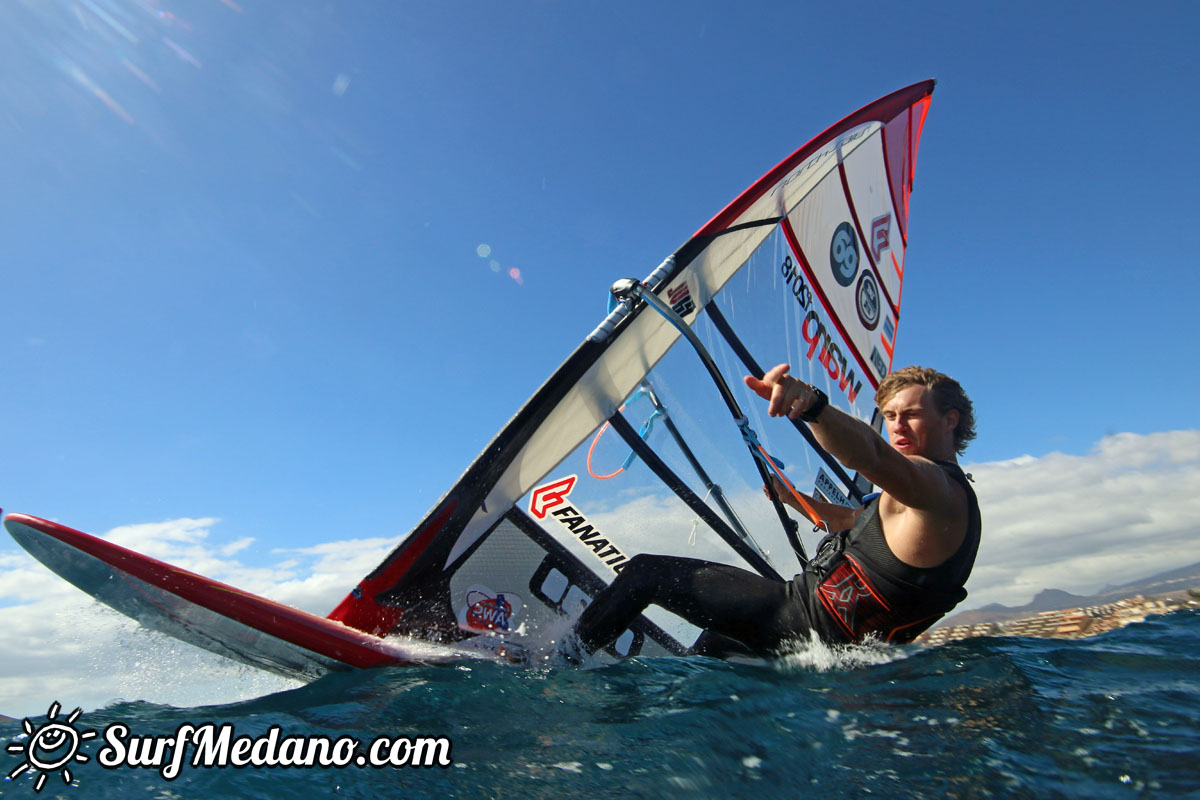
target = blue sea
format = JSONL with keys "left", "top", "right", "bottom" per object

{"left": 4, "top": 610, "right": 1198, "bottom": 799}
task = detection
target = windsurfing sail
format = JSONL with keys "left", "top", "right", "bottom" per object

{"left": 327, "top": 81, "right": 936, "bottom": 659}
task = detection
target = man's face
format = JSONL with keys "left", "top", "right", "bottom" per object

{"left": 881, "top": 384, "right": 955, "bottom": 458}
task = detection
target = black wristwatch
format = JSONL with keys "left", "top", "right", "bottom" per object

{"left": 798, "top": 387, "right": 828, "bottom": 423}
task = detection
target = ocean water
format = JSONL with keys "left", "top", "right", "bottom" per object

{"left": 3, "top": 610, "right": 1198, "bottom": 800}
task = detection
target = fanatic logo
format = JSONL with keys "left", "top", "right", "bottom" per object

{"left": 870, "top": 213, "right": 891, "bottom": 261}
{"left": 529, "top": 476, "right": 630, "bottom": 572}
{"left": 529, "top": 475, "right": 577, "bottom": 519}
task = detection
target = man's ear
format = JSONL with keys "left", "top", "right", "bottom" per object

{"left": 943, "top": 408, "right": 959, "bottom": 434}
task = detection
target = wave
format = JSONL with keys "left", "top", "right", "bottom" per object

{"left": 3, "top": 610, "right": 1197, "bottom": 799}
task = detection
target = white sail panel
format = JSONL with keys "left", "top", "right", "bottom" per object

{"left": 782, "top": 164, "right": 886, "bottom": 391}
{"left": 840, "top": 130, "right": 906, "bottom": 308}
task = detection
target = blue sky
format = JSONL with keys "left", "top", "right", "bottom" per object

{"left": 2, "top": 1, "right": 1199, "bottom": 592}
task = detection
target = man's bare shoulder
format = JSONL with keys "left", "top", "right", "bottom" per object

{"left": 878, "top": 459, "right": 969, "bottom": 567}
{"left": 875, "top": 455, "right": 966, "bottom": 516}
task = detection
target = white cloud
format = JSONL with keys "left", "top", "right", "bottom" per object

{"left": 0, "top": 518, "right": 397, "bottom": 718}
{"left": 219, "top": 537, "right": 254, "bottom": 557}
{"left": 1, "top": 430, "right": 1197, "bottom": 717}
{"left": 264, "top": 536, "right": 397, "bottom": 612}
{"left": 964, "top": 430, "right": 1200, "bottom": 609}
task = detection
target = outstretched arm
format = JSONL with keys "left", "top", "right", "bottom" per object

{"left": 745, "top": 364, "right": 954, "bottom": 513}
{"left": 745, "top": 364, "right": 886, "bottom": 471}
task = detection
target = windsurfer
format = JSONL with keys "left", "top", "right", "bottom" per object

{"left": 563, "top": 364, "right": 979, "bottom": 659}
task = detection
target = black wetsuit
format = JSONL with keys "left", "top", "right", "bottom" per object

{"left": 573, "top": 461, "right": 980, "bottom": 656}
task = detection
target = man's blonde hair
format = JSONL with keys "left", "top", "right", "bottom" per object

{"left": 875, "top": 366, "right": 976, "bottom": 454}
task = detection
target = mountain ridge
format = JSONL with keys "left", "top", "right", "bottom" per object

{"left": 939, "top": 560, "right": 1200, "bottom": 628}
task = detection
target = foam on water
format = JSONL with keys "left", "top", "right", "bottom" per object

{"left": 774, "top": 629, "right": 909, "bottom": 672}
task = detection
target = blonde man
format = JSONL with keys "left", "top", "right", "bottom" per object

{"left": 564, "top": 365, "right": 980, "bottom": 659}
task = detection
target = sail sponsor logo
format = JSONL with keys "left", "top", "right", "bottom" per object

{"left": 770, "top": 125, "right": 870, "bottom": 206}
{"left": 529, "top": 475, "right": 577, "bottom": 519}
{"left": 840, "top": 126, "right": 868, "bottom": 147}
{"left": 856, "top": 272, "right": 880, "bottom": 331}
{"left": 870, "top": 213, "right": 891, "bottom": 261}
{"left": 529, "top": 476, "right": 630, "bottom": 572}
{"left": 814, "top": 467, "right": 852, "bottom": 508}
{"left": 870, "top": 346, "right": 887, "bottom": 377}
{"left": 780, "top": 255, "right": 813, "bottom": 310}
{"left": 460, "top": 585, "right": 523, "bottom": 633}
{"left": 667, "top": 281, "right": 695, "bottom": 317}
{"left": 801, "top": 311, "right": 863, "bottom": 403}
{"left": 829, "top": 222, "right": 860, "bottom": 287}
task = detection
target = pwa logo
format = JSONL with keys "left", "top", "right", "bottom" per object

{"left": 461, "top": 586, "right": 523, "bottom": 633}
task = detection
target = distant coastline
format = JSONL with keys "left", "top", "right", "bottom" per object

{"left": 918, "top": 589, "right": 1198, "bottom": 645}
{"left": 919, "top": 558, "right": 1200, "bottom": 644}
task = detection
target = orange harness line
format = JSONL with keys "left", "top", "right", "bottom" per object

{"left": 752, "top": 442, "right": 827, "bottom": 530}
{"left": 586, "top": 403, "right": 631, "bottom": 480}
{"left": 586, "top": 419, "right": 622, "bottom": 479}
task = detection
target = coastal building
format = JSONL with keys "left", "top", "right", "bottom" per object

{"left": 916, "top": 591, "right": 1197, "bottom": 646}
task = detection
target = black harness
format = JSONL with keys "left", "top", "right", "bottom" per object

{"left": 801, "top": 461, "right": 981, "bottom": 643}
